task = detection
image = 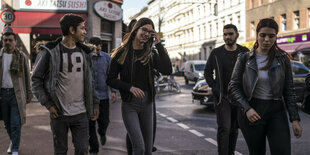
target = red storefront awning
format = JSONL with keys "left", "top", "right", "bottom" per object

{"left": 11, "top": 11, "right": 87, "bottom": 34}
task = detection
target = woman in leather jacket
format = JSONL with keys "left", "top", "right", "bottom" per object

{"left": 228, "top": 18, "right": 302, "bottom": 155}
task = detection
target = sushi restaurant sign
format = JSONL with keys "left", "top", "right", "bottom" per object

{"left": 19, "top": 0, "right": 87, "bottom": 11}
{"left": 94, "top": 1, "right": 122, "bottom": 21}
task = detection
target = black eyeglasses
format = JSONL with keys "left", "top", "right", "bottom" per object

{"left": 140, "top": 27, "right": 154, "bottom": 35}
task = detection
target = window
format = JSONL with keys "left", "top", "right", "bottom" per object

{"left": 308, "top": 8, "right": 310, "bottom": 27}
{"left": 251, "top": 0, "right": 254, "bottom": 8}
{"left": 281, "top": 14, "right": 287, "bottom": 31}
{"left": 251, "top": 21, "right": 255, "bottom": 37}
{"left": 260, "top": 0, "right": 264, "bottom": 5}
{"left": 294, "top": 11, "right": 300, "bottom": 30}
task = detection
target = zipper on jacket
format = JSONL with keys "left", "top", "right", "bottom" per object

{"left": 215, "top": 56, "right": 222, "bottom": 105}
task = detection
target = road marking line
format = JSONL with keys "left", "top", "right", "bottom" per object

{"left": 204, "top": 138, "right": 217, "bottom": 146}
{"left": 189, "top": 129, "right": 204, "bottom": 137}
{"left": 177, "top": 123, "right": 190, "bottom": 129}
{"left": 235, "top": 151, "right": 244, "bottom": 155}
{"left": 166, "top": 117, "right": 178, "bottom": 123}
{"left": 159, "top": 113, "right": 167, "bottom": 117}
{"left": 204, "top": 138, "right": 243, "bottom": 155}
{"left": 33, "top": 125, "right": 51, "bottom": 132}
{"left": 156, "top": 111, "right": 160, "bottom": 114}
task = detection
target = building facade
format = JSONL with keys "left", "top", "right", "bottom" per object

{"left": 131, "top": 0, "right": 247, "bottom": 66}
{"left": 0, "top": 0, "right": 123, "bottom": 67}
{"left": 245, "top": 0, "right": 310, "bottom": 52}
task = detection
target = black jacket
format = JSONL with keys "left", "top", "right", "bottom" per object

{"left": 228, "top": 50, "right": 300, "bottom": 122}
{"left": 107, "top": 43, "right": 172, "bottom": 102}
{"left": 204, "top": 44, "right": 249, "bottom": 104}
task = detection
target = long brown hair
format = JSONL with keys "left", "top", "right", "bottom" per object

{"left": 253, "top": 18, "right": 291, "bottom": 70}
{"left": 111, "top": 18, "right": 155, "bottom": 65}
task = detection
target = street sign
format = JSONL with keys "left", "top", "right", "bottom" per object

{"left": 2, "top": 26, "right": 13, "bottom": 33}
{"left": 0, "top": 9, "right": 15, "bottom": 24}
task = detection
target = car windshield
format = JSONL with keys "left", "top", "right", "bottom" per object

{"left": 292, "top": 62, "right": 310, "bottom": 75}
{"left": 194, "top": 64, "right": 205, "bottom": 71}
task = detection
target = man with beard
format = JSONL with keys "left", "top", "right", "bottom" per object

{"left": 204, "top": 24, "right": 249, "bottom": 155}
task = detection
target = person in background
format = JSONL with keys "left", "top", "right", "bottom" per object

{"left": 229, "top": 18, "right": 302, "bottom": 155}
{"left": 107, "top": 18, "right": 171, "bottom": 155}
{"left": 88, "top": 37, "right": 117, "bottom": 155}
{"left": 204, "top": 24, "right": 249, "bottom": 155}
{"left": 31, "top": 13, "right": 99, "bottom": 155}
{"left": 0, "top": 32, "right": 32, "bottom": 155}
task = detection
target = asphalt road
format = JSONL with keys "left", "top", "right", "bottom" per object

{"left": 1, "top": 76, "right": 310, "bottom": 155}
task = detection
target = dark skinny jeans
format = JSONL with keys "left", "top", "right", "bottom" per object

{"left": 214, "top": 98, "right": 239, "bottom": 155}
{"left": 122, "top": 92, "right": 153, "bottom": 155}
{"left": 238, "top": 98, "right": 291, "bottom": 155}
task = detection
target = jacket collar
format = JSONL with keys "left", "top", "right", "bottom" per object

{"left": 42, "top": 37, "right": 92, "bottom": 54}
{"left": 248, "top": 48, "right": 284, "bottom": 71}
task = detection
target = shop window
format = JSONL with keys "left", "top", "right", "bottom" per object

{"left": 251, "top": 21, "right": 255, "bottom": 37}
{"left": 281, "top": 14, "right": 287, "bottom": 31}
{"left": 101, "top": 19, "right": 114, "bottom": 34}
{"left": 294, "top": 11, "right": 300, "bottom": 30}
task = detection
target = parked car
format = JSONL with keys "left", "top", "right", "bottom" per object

{"left": 292, "top": 61, "right": 310, "bottom": 102}
{"left": 191, "top": 61, "right": 310, "bottom": 108}
{"left": 192, "top": 77, "right": 214, "bottom": 107}
{"left": 184, "top": 60, "right": 206, "bottom": 84}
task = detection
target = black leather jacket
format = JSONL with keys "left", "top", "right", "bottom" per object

{"left": 229, "top": 50, "right": 300, "bottom": 122}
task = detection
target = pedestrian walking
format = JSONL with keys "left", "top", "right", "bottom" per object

{"left": 0, "top": 32, "right": 32, "bottom": 155}
{"left": 31, "top": 13, "right": 99, "bottom": 155}
{"left": 204, "top": 24, "right": 249, "bottom": 155}
{"left": 88, "top": 37, "right": 117, "bottom": 155}
{"left": 228, "top": 18, "right": 302, "bottom": 155}
{"left": 124, "top": 18, "right": 158, "bottom": 155}
{"left": 107, "top": 17, "right": 172, "bottom": 155}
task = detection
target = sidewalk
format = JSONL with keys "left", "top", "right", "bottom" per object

{"left": 0, "top": 98, "right": 218, "bottom": 155}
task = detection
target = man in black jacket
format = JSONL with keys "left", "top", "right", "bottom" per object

{"left": 204, "top": 24, "right": 249, "bottom": 155}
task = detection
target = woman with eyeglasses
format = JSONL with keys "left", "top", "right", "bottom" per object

{"left": 107, "top": 18, "right": 172, "bottom": 155}
{"left": 228, "top": 18, "right": 302, "bottom": 155}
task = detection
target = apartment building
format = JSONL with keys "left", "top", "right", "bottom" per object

{"left": 130, "top": 0, "right": 247, "bottom": 64}
{"left": 245, "top": 0, "right": 310, "bottom": 52}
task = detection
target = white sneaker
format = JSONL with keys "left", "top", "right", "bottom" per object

{"left": 7, "top": 142, "right": 12, "bottom": 154}
{"left": 12, "top": 152, "right": 18, "bottom": 155}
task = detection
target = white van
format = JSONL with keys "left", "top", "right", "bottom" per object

{"left": 184, "top": 60, "right": 206, "bottom": 84}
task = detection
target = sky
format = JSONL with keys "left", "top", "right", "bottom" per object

{"left": 122, "top": 0, "right": 148, "bottom": 23}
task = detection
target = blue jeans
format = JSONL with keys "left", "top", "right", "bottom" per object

{"left": 1, "top": 88, "right": 21, "bottom": 152}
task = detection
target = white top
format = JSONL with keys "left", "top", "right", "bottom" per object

{"left": 2, "top": 53, "right": 13, "bottom": 88}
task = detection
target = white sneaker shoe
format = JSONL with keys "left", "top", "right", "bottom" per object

{"left": 7, "top": 142, "right": 12, "bottom": 154}
{"left": 12, "top": 152, "right": 18, "bottom": 155}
